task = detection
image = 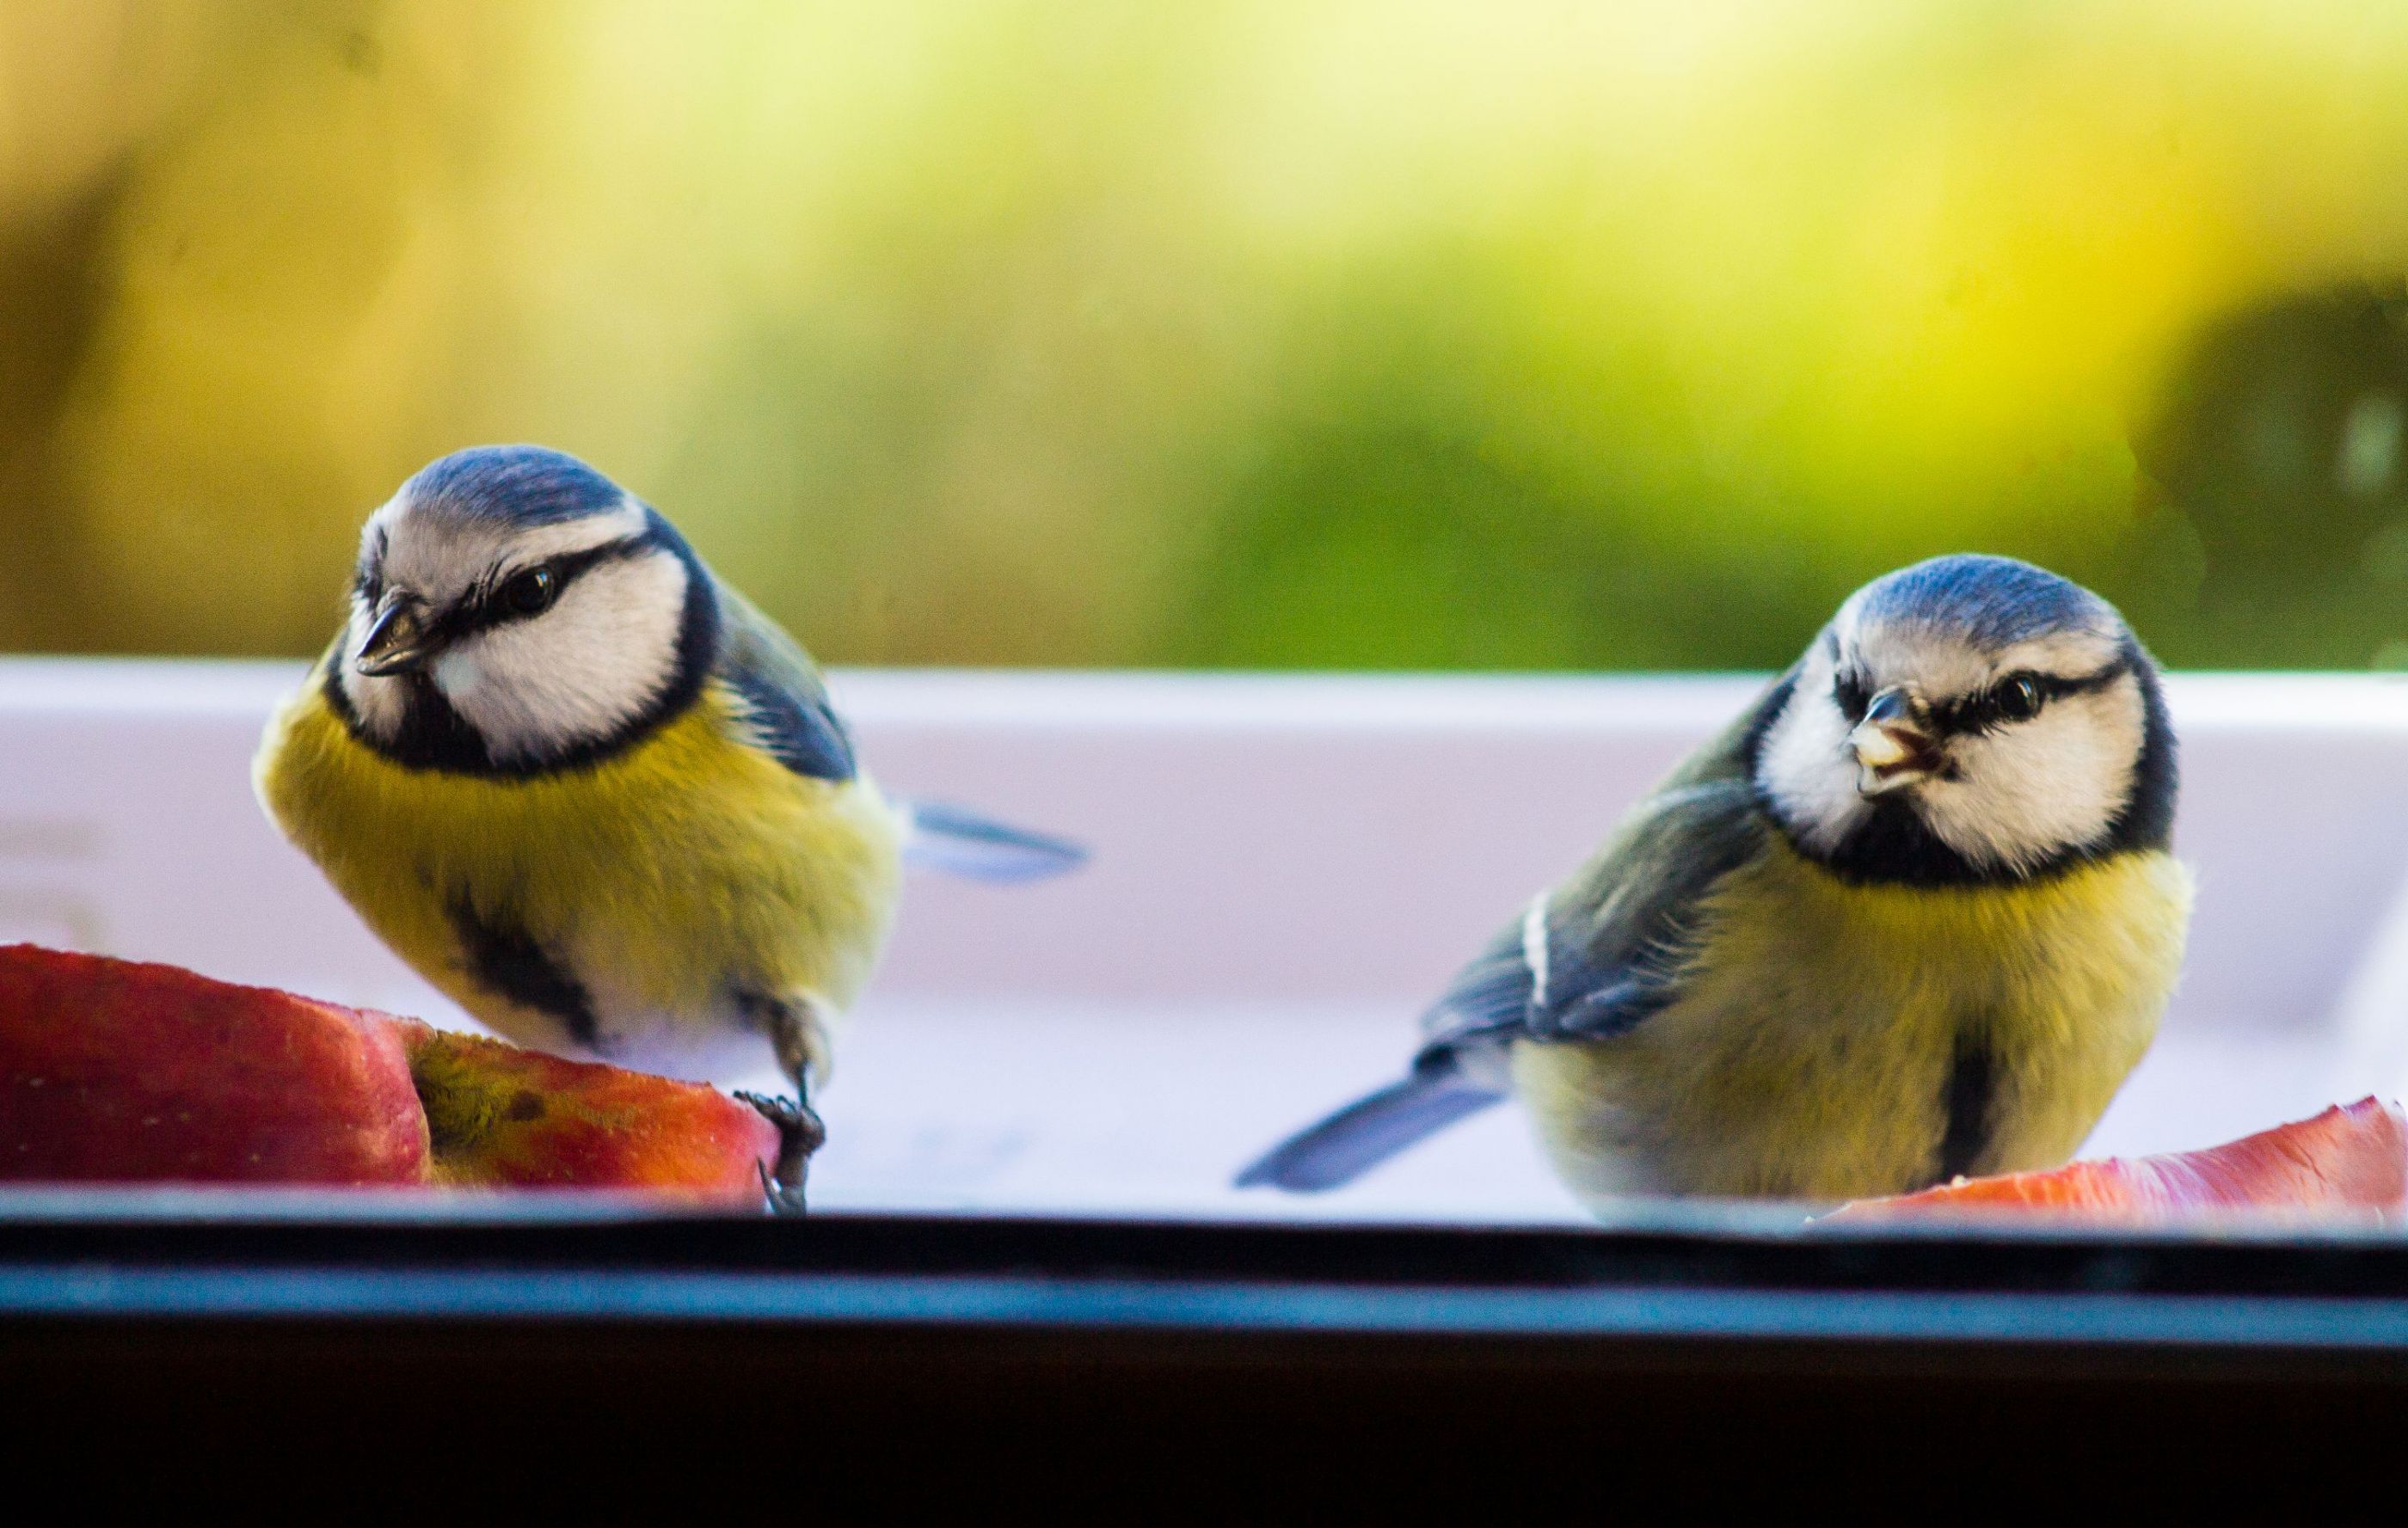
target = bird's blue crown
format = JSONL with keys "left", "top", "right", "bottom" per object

{"left": 402, "top": 445, "right": 628, "bottom": 527}
{"left": 1855, "top": 554, "right": 2114, "bottom": 648}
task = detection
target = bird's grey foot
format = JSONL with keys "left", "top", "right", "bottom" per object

{"left": 734, "top": 991, "right": 837, "bottom": 1216}
{"left": 735, "top": 1089, "right": 826, "bottom": 1217}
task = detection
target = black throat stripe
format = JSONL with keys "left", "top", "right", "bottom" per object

{"left": 448, "top": 897, "right": 599, "bottom": 1051}
{"left": 1932, "top": 1031, "right": 1996, "bottom": 1187}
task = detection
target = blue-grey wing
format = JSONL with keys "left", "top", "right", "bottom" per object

{"left": 1238, "top": 673, "right": 1793, "bottom": 1194}
{"left": 712, "top": 582, "right": 857, "bottom": 782}
{"left": 1417, "top": 673, "right": 1791, "bottom": 1065}
{"left": 1238, "top": 786, "right": 1764, "bottom": 1195}
{"left": 1416, "top": 781, "right": 1769, "bottom": 1064}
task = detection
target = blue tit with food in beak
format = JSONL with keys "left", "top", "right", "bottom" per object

{"left": 255, "top": 445, "right": 1083, "bottom": 1211}
{"left": 1239, "top": 554, "right": 2190, "bottom": 1208}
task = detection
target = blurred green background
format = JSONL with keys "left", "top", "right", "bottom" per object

{"left": 6, "top": 1, "right": 2408, "bottom": 670}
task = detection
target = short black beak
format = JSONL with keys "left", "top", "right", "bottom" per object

{"left": 353, "top": 596, "right": 434, "bottom": 678}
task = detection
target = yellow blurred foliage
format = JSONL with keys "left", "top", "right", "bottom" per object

{"left": 3, "top": 2, "right": 2407, "bottom": 666}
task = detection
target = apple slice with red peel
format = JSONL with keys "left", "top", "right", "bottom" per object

{"left": 1830, "top": 1097, "right": 2408, "bottom": 1223}
{"left": 0, "top": 943, "right": 428, "bottom": 1186}
{"left": 0, "top": 943, "right": 777, "bottom": 1201}
{"left": 392, "top": 1017, "right": 777, "bottom": 1200}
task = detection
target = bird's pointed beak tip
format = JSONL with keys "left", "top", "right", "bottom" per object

{"left": 1849, "top": 721, "right": 1918, "bottom": 771}
{"left": 352, "top": 599, "right": 432, "bottom": 678}
{"left": 1847, "top": 685, "right": 1938, "bottom": 794}
{"left": 1849, "top": 719, "right": 1938, "bottom": 795}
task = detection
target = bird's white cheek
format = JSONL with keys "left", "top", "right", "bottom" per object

{"left": 1920, "top": 697, "right": 2138, "bottom": 871}
{"left": 339, "top": 668, "right": 408, "bottom": 740}
{"left": 432, "top": 648, "right": 486, "bottom": 705}
{"left": 433, "top": 552, "right": 691, "bottom": 764}
{"left": 1757, "top": 688, "right": 1869, "bottom": 853}
{"left": 341, "top": 598, "right": 374, "bottom": 668}
{"left": 335, "top": 611, "right": 406, "bottom": 739}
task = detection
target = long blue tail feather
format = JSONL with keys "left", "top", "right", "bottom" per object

{"left": 900, "top": 799, "right": 1087, "bottom": 883}
{"left": 1236, "top": 1069, "right": 1503, "bottom": 1192}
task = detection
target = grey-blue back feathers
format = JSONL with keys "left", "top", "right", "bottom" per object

{"left": 714, "top": 586, "right": 1083, "bottom": 877}
{"left": 1438, "top": 771, "right": 1771, "bottom": 1052}
{"left": 690, "top": 538, "right": 1086, "bottom": 876}
{"left": 714, "top": 584, "right": 857, "bottom": 782}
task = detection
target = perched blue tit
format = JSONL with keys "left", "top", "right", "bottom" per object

{"left": 1239, "top": 555, "right": 2190, "bottom": 1206}
{"left": 255, "top": 445, "right": 1082, "bottom": 1208}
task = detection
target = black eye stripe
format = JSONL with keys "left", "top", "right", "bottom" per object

{"left": 446, "top": 534, "right": 658, "bottom": 635}
{"left": 1831, "top": 669, "right": 1871, "bottom": 723}
{"left": 1935, "top": 658, "right": 2133, "bottom": 733}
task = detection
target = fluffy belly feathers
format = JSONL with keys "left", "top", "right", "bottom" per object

{"left": 1513, "top": 839, "right": 2194, "bottom": 1203}
{"left": 255, "top": 677, "right": 906, "bottom": 1076}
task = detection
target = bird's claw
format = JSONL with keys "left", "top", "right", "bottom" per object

{"left": 736, "top": 1089, "right": 825, "bottom": 1218}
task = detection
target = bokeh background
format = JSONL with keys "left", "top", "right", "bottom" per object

{"left": 5, "top": 1, "right": 2408, "bottom": 670}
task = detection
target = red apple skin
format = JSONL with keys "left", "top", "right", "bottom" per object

{"left": 1831, "top": 1098, "right": 2408, "bottom": 1223}
{"left": 0, "top": 944, "right": 428, "bottom": 1185}
{"left": 390, "top": 1019, "right": 778, "bottom": 1203}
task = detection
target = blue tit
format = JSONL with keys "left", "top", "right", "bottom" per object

{"left": 255, "top": 445, "right": 1082, "bottom": 1208}
{"left": 1239, "top": 555, "right": 2190, "bottom": 1208}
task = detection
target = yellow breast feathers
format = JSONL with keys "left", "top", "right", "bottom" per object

{"left": 1513, "top": 838, "right": 2193, "bottom": 1203}
{"left": 255, "top": 672, "right": 905, "bottom": 1052}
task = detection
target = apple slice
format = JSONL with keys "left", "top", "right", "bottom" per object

{"left": 393, "top": 1018, "right": 777, "bottom": 1200}
{"left": 1830, "top": 1098, "right": 2408, "bottom": 1223}
{"left": 0, "top": 943, "right": 427, "bottom": 1185}
{"left": 0, "top": 944, "right": 777, "bottom": 1201}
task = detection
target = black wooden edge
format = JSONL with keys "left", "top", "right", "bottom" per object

{"left": 0, "top": 1194, "right": 2405, "bottom": 1304}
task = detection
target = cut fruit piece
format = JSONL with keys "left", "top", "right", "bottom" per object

{"left": 394, "top": 1018, "right": 777, "bottom": 1200}
{"left": 0, "top": 943, "right": 779, "bottom": 1201}
{"left": 1830, "top": 1098, "right": 2408, "bottom": 1223}
{"left": 0, "top": 943, "right": 427, "bottom": 1186}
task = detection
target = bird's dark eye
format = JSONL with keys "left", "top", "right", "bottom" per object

{"left": 1993, "top": 672, "right": 2044, "bottom": 722}
{"left": 1833, "top": 672, "right": 1870, "bottom": 723}
{"left": 501, "top": 567, "right": 558, "bottom": 617}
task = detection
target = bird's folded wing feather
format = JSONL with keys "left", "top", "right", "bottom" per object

{"left": 1416, "top": 673, "right": 1792, "bottom": 1065}
{"left": 711, "top": 585, "right": 858, "bottom": 782}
